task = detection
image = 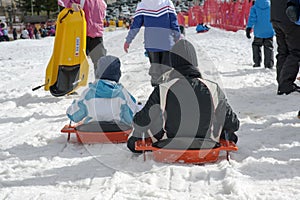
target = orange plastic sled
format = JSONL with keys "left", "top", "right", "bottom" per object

{"left": 135, "top": 138, "right": 238, "bottom": 164}
{"left": 45, "top": 8, "right": 89, "bottom": 97}
{"left": 61, "top": 121, "right": 132, "bottom": 144}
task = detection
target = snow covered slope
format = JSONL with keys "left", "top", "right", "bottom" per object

{"left": 0, "top": 27, "right": 299, "bottom": 200}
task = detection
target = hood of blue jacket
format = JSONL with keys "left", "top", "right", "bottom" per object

{"left": 255, "top": 0, "right": 270, "bottom": 10}
{"left": 85, "top": 80, "right": 124, "bottom": 100}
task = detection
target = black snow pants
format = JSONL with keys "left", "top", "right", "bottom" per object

{"left": 272, "top": 21, "right": 300, "bottom": 93}
{"left": 252, "top": 37, "right": 274, "bottom": 68}
{"left": 147, "top": 51, "right": 172, "bottom": 87}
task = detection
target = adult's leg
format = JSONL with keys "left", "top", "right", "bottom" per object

{"left": 252, "top": 37, "right": 263, "bottom": 67}
{"left": 86, "top": 36, "right": 107, "bottom": 78}
{"left": 271, "top": 22, "right": 288, "bottom": 84}
{"left": 263, "top": 37, "right": 274, "bottom": 69}
{"left": 278, "top": 23, "right": 300, "bottom": 93}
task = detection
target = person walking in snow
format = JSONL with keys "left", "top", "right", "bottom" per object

{"left": 20, "top": 28, "right": 29, "bottom": 39}
{"left": 13, "top": 28, "right": 18, "bottom": 40}
{"left": 270, "top": 0, "right": 300, "bottom": 95}
{"left": 66, "top": 55, "right": 141, "bottom": 125}
{"left": 58, "top": 0, "right": 107, "bottom": 79}
{"left": 246, "top": 0, "right": 275, "bottom": 69}
{"left": 0, "top": 26, "right": 4, "bottom": 42}
{"left": 127, "top": 39, "right": 240, "bottom": 153}
{"left": 0, "top": 22, "right": 9, "bottom": 41}
{"left": 123, "top": 0, "right": 181, "bottom": 87}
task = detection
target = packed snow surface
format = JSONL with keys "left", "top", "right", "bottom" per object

{"left": 0, "top": 27, "right": 299, "bottom": 200}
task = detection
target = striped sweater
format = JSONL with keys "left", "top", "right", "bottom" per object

{"left": 125, "top": 0, "right": 181, "bottom": 52}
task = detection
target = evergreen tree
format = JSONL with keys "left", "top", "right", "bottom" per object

{"left": 17, "top": 0, "right": 58, "bottom": 17}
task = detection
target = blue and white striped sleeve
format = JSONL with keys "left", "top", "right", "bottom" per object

{"left": 66, "top": 100, "right": 87, "bottom": 123}
{"left": 125, "top": 15, "right": 144, "bottom": 44}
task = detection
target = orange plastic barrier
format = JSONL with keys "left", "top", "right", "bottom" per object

{"left": 179, "top": 0, "right": 252, "bottom": 32}
{"left": 177, "top": 12, "right": 185, "bottom": 26}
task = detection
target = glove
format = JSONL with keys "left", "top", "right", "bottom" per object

{"left": 124, "top": 42, "right": 130, "bottom": 53}
{"left": 144, "top": 51, "right": 149, "bottom": 57}
{"left": 71, "top": 3, "right": 81, "bottom": 12}
{"left": 286, "top": 5, "right": 299, "bottom": 22}
{"left": 246, "top": 27, "right": 251, "bottom": 39}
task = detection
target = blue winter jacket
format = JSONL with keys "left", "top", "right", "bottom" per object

{"left": 66, "top": 80, "right": 140, "bottom": 125}
{"left": 246, "top": 0, "right": 274, "bottom": 38}
{"left": 196, "top": 24, "right": 209, "bottom": 33}
{"left": 125, "top": 0, "right": 181, "bottom": 52}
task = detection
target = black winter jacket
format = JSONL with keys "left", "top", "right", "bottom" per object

{"left": 127, "top": 39, "right": 240, "bottom": 153}
{"left": 127, "top": 71, "right": 240, "bottom": 153}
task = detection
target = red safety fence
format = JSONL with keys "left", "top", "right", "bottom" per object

{"left": 178, "top": 0, "right": 253, "bottom": 32}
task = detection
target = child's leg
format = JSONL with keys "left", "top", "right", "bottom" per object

{"left": 148, "top": 51, "right": 160, "bottom": 86}
{"left": 159, "top": 51, "right": 172, "bottom": 75}
{"left": 263, "top": 37, "right": 274, "bottom": 69}
{"left": 148, "top": 51, "right": 171, "bottom": 86}
{"left": 252, "top": 37, "right": 263, "bottom": 67}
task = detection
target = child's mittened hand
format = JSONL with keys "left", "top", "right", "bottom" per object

{"left": 245, "top": 27, "right": 251, "bottom": 39}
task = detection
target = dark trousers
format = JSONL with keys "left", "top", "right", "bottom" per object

{"left": 86, "top": 36, "right": 107, "bottom": 78}
{"left": 147, "top": 51, "right": 172, "bottom": 86}
{"left": 272, "top": 21, "right": 300, "bottom": 92}
{"left": 252, "top": 37, "right": 274, "bottom": 68}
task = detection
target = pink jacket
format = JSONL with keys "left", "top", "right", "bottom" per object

{"left": 58, "top": 0, "right": 106, "bottom": 38}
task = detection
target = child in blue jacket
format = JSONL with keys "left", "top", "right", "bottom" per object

{"left": 196, "top": 23, "right": 210, "bottom": 33}
{"left": 66, "top": 55, "right": 141, "bottom": 125}
{"left": 246, "top": 0, "right": 275, "bottom": 68}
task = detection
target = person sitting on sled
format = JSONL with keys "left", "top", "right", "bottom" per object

{"left": 66, "top": 55, "right": 141, "bottom": 126}
{"left": 127, "top": 39, "right": 240, "bottom": 153}
{"left": 196, "top": 23, "right": 210, "bottom": 33}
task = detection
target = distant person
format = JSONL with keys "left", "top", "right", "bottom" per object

{"left": 196, "top": 23, "right": 210, "bottom": 33}
{"left": 27, "top": 25, "right": 34, "bottom": 39}
{"left": 123, "top": 0, "right": 181, "bottom": 87}
{"left": 270, "top": 0, "right": 300, "bottom": 95}
{"left": 2, "top": 29, "right": 9, "bottom": 41}
{"left": 39, "top": 25, "right": 48, "bottom": 38}
{"left": 0, "top": 26, "right": 4, "bottom": 42}
{"left": 13, "top": 28, "right": 18, "bottom": 40}
{"left": 66, "top": 55, "right": 141, "bottom": 125}
{"left": 0, "top": 22, "right": 9, "bottom": 41}
{"left": 246, "top": 0, "right": 274, "bottom": 69}
{"left": 0, "top": 20, "right": 7, "bottom": 30}
{"left": 48, "top": 25, "right": 56, "bottom": 36}
{"left": 127, "top": 39, "right": 240, "bottom": 153}
{"left": 20, "top": 28, "right": 29, "bottom": 39}
{"left": 58, "top": 0, "right": 107, "bottom": 79}
{"left": 34, "top": 27, "right": 40, "bottom": 39}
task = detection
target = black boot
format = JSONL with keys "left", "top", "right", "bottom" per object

{"left": 277, "top": 84, "right": 300, "bottom": 95}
